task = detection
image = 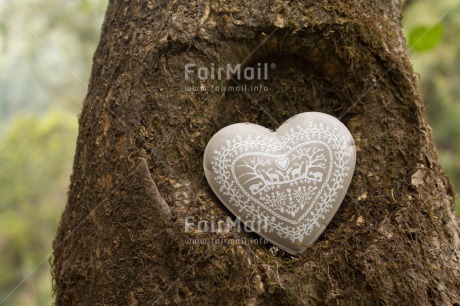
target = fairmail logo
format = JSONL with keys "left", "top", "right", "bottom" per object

{"left": 184, "top": 63, "right": 275, "bottom": 81}
{"left": 184, "top": 215, "right": 269, "bottom": 234}
{"left": 184, "top": 62, "right": 275, "bottom": 92}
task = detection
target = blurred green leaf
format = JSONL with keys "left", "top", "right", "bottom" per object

{"left": 409, "top": 24, "right": 444, "bottom": 52}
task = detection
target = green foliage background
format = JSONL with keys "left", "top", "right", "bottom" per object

{"left": 0, "top": 0, "right": 458, "bottom": 304}
{"left": 0, "top": 1, "right": 106, "bottom": 304}
{"left": 404, "top": 0, "right": 460, "bottom": 214}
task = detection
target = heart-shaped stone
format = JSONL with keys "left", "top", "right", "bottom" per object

{"left": 203, "top": 112, "right": 356, "bottom": 254}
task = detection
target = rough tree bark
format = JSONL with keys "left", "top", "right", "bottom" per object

{"left": 52, "top": 0, "right": 460, "bottom": 305}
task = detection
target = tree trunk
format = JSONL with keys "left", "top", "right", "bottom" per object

{"left": 52, "top": 0, "right": 460, "bottom": 305}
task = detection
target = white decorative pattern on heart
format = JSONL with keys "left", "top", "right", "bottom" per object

{"left": 276, "top": 158, "right": 289, "bottom": 170}
{"left": 204, "top": 112, "right": 356, "bottom": 254}
{"left": 211, "top": 122, "right": 351, "bottom": 242}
